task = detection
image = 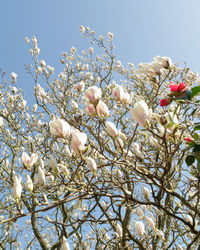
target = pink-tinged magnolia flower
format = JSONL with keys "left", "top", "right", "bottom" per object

{"left": 131, "top": 100, "right": 150, "bottom": 127}
{"left": 85, "top": 101, "right": 96, "bottom": 116}
{"left": 160, "top": 98, "right": 172, "bottom": 107}
{"left": 22, "top": 152, "right": 38, "bottom": 169}
{"left": 61, "top": 236, "right": 70, "bottom": 250}
{"left": 134, "top": 221, "right": 145, "bottom": 237}
{"left": 71, "top": 130, "right": 87, "bottom": 154}
{"left": 170, "top": 82, "right": 187, "bottom": 93}
{"left": 185, "top": 137, "right": 194, "bottom": 143}
{"left": 13, "top": 175, "right": 22, "bottom": 200}
{"left": 112, "top": 85, "right": 131, "bottom": 104}
{"left": 112, "top": 85, "right": 125, "bottom": 100}
{"left": 96, "top": 100, "right": 109, "bottom": 117}
{"left": 121, "top": 92, "right": 131, "bottom": 104}
{"left": 76, "top": 81, "right": 85, "bottom": 92}
{"left": 105, "top": 121, "right": 118, "bottom": 137}
{"left": 49, "top": 119, "right": 71, "bottom": 137}
{"left": 85, "top": 157, "right": 97, "bottom": 172}
{"left": 84, "top": 86, "right": 102, "bottom": 104}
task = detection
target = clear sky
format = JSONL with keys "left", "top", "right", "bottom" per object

{"left": 1, "top": 0, "right": 200, "bottom": 99}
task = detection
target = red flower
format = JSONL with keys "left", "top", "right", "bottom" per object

{"left": 170, "top": 82, "right": 187, "bottom": 93}
{"left": 160, "top": 98, "right": 172, "bottom": 107}
{"left": 185, "top": 137, "right": 194, "bottom": 143}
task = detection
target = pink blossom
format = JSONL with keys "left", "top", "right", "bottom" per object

{"left": 22, "top": 152, "right": 38, "bottom": 169}
{"left": 96, "top": 100, "right": 109, "bottom": 117}
{"left": 49, "top": 119, "right": 71, "bottom": 137}
{"left": 71, "top": 130, "right": 87, "bottom": 154}
{"left": 84, "top": 86, "right": 102, "bottom": 104}
{"left": 105, "top": 121, "right": 118, "bottom": 137}
{"left": 85, "top": 101, "right": 96, "bottom": 116}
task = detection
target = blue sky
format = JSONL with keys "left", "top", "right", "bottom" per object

{"left": 1, "top": 0, "right": 200, "bottom": 100}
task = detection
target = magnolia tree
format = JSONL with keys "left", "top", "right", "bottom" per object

{"left": 0, "top": 26, "right": 200, "bottom": 250}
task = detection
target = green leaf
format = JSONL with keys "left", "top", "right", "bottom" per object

{"left": 192, "top": 133, "right": 199, "bottom": 141}
{"left": 190, "top": 86, "right": 200, "bottom": 98}
{"left": 197, "top": 159, "right": 200, "bottom": 172}
{"left": 185, "top": 155, "right": 195, "bottom": 166}
{"left": 193, "top": 144, "right": 200, "bottom": 153}
{"left": 194, "top": 125, "right": 200, "bottom": 131}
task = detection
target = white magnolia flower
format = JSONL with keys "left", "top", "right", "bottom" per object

{"left": 132, "top": 143, "right": 144, "bottom": 159}
{"left": 49, "top": 155, "right": 59, "bottom": 174}
{"left": 142, "top": 186, "right": 150, "bottom": 200}
{"left": 25, "top": 175, "right": 33, "bottom": 192}
{"left": 11, "top": 72, "right": 17, "bottom": 81}
{"left": 134, "top": 221, "right": 145, "bottom": 237}
{"left": 149, "top": 136, "right": 160, "bottom": 148}
{"left": 0, "top": 117, "right": 4, "bottom": 126}
{"left": 146, "top": 217, "right": 155, "bottom": 230}
{"left": 38, "top": 166, "right": 45, "bottom": 186}
{"left": 85, "top": 157, "right": 97, "bottom": 172}
{"left": 131, "top": 100, "right": 151, "bottom": 127}
{"left": 61, "top": 236, "right": 70, "bottom": 250}
{"left": 13, "top": 175, "right": 22, "bottom": 200}
{"left": 115, "top": 223, "right": 122, "bottom": 238}
{"left": 71, "top": 100, "right": 78, "bottom": 111}
{"left": 186, "top": 215, "right": 193, "bottom": 225}
{"left": 40, "top": 60, "right": 46, "bottom": 68}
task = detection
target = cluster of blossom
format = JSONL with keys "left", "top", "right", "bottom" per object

{"left": 136, "top": 56, "right": 172, "bottom": 77}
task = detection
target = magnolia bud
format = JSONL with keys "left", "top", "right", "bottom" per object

{"left": 85, "top": 157, "right": 97, "bottom": 172}
{"left": 115, "top": 223, "right": 122, "bottom": 238}
{"left": 71, "top": 100, "right": 78, "bottom": 111}
{"left": 105, "top": 121, "right": 118, "bottom": 137}
{"left": 38, "top": 166, "right": 45, "bottom": 186}
{"left": 26, "top": 175, "right": 33, "bottom": 192}
{"left": 13, "top": 175, "right": 22, "bottom": 200}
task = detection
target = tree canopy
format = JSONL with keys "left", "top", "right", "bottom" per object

{"left": 0, "top": 27, "right": 200, "bottom": 249}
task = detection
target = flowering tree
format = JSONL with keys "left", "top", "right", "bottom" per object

{"left": 0, "top": 26, "right": 200, "bottom": 249}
